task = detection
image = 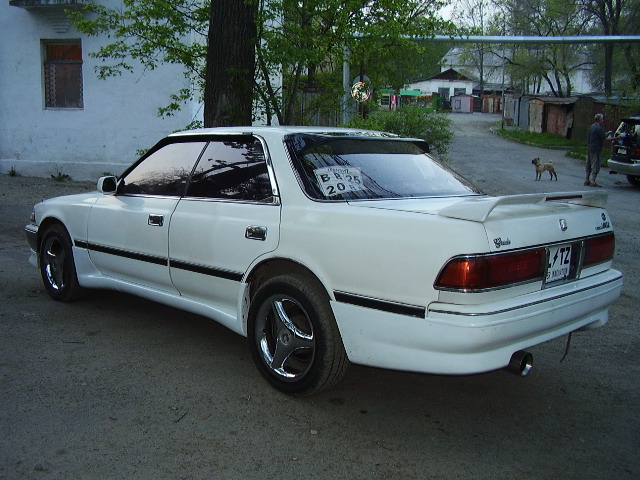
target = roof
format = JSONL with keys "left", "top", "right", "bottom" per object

{"left": 531, "top": 96, "right": 579, "bottom": 105}
{"left": 168, "top": 126, "right": 401, "bottom": 138}
{"left": 425, "top": 68, "right": 474, "bottom": 82}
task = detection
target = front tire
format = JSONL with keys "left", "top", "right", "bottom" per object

{"left": 247, "top": 273, "right": 350, "bottom": 395}
{"left": 39, "top": 224, "right": 85, "bottom": 302}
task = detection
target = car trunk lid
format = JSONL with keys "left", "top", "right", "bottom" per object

{"left": 350, "top": 191, "right": 612, "bottom": 253}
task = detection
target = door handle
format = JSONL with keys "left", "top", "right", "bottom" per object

{"left": 148, "top": 214, "right": 164, "bottom": 227}
{"left": 245, "top": 225, "right": 267, "bottom": 241}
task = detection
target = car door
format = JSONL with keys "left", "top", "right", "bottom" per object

{"left": 86, "top": 140, "right": 207, "bottom": 292}
{"left": 169, "top": 135, "right": 281, "bottom": 317}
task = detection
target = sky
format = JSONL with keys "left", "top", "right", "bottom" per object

{"left": 439, "top": 3, "right": 455, "bottom": 20}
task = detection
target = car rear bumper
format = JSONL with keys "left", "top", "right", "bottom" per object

{"left": 608, "top": 158, "right": 640, "bottom": 176}
{"left": 331, "top": 269, "right": 623, "bottom": 375}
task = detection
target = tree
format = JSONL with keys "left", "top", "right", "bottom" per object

{"left": 256, "top": 0, "right": 455, "bottom": 125}
{"left": 490, "top": 0, "right": 592, "bottom": 96}
{"left": 72, "top": 0, "right": 257, "bottom": 127}
{"left": 581, "top": 0, "right": 640, "bottom": 94}
{"left": 72, "top": 0, "right": 455, "bottom": 127}
{"left": 451, "top": 0, "right": 496, "bottom": 92}
{"left": 205, "top": 0, "right": 257, "bottom": 126}
{"left": 580, "top": 0, "right": 623, "bottom": 94}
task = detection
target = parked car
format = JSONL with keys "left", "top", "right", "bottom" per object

{"left": 25, "top": 127, "right": 623, "bottom": 395}
{"left": 608, "top": 115, "right": 640, "bottom": 186}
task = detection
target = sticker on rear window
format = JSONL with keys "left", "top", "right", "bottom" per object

{"left": 314, "top": 167, "right": 365, "bottom": 197}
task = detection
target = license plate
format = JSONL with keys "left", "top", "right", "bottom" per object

{"left": 546, "top": 244, "right": 572, "bottom": 283}
{"left": 615, "top": 146, "right": 628, "bottom": 155}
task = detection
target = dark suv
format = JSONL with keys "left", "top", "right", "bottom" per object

{"left": 608, "top": 115, "right": 640, "bottom": 187}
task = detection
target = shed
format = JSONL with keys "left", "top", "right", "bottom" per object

{"left": 528, "top": 98, "right": 546, "bottom": 134}
{"left": 545, "top": 97, "right": 578, "bottom": 138}
{"left": 528, "top": 97, "right": 577, "bottom": 137}
{"left": 518, "top": 96, "right": 533, "bottom": 129}
{"left": 482, "top": 94, "right": 502, "bottom": 114}
{"left": 503, "top": 94, "right": 533, "bottom": 129}
{"left": 451, "top": 94, "right": 474, "bottom": 113}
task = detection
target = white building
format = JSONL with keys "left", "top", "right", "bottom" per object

{"left": 0, "top": 1, "right": 200, "bottom": 180}
{"left": 440, "top": 46, "right": 593, "bottom": 96}
{"left": 407, "top": 68, "right": 476, "bottom": 101}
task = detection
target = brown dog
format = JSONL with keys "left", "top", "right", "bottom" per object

{"left": 532, "top": 157, "right": 557, "bottom": 181}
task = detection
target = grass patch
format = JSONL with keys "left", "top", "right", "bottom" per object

{"left": 494, "top": 127, "right": 610, "bottom": 164}
{"left": 494, "top": 128, "right": 582, "bottom": 148}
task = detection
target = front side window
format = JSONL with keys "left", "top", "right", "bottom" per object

{"left": 43, "top": 41, "right": 83, "bottom": 109}
{"left": 186, "top": 137, "right": 273, "bottom": 202}
{"left": 119, "top": 141, "right": 207, "bottom": 196}
{"left": 287, "top": 134, "right": 480, "bottom": 201}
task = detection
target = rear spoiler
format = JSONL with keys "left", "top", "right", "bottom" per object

{"left": 438, "top": 191, "right": 608, "bottom": 223}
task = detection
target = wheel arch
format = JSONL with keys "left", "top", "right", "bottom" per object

{"left": 246, "top": 258, "right": 330, "bottom": 301}
{"left": 240, "top": 258, "right": 332, "bottom": 335}
{"left": 36, "top": 217, "right": 68, "bottom": 251}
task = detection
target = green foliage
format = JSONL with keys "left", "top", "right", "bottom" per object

{"left": 494, "top": 128, "right": 583, "bottom": 148}
{"left": 494, "top": 127, "right": 611, "bottom": 163}
{"left": 343, "top": 108, "right": 454, "bottom": 156}
{"left": 8, "top": 166, "right": 17, "bottom": 177}
{"left": 70, "top": 0, "right": 459, "bottom": 125}
{"left": 489, "top": 0, "right": 593, "bottom": 97}
{"left": 51, "top": 170, "right": 71, "bottom": 182}
{"left": 69, "top": 0, "right": 208, "bottom": 117}
{"left": 255, "top": 0, "right": 457, "bottom": 124}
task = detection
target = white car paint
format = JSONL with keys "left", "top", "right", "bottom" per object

{"left": 26, "top": 126, "right": 623, "bottom": 386}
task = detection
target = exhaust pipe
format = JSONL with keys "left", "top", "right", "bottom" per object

{"left": 506, "top": 350, "right": 533, "bottom": 377}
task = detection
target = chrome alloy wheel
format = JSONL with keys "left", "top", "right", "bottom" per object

{"left": 42, "top": 236, "right": 67, "bottom": 292}
{"left": 255, "top": 296, "right": 315, "bottom": 381}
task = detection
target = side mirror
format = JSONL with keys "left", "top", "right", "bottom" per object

{"left": 97, "top": 176, "right": 118, "bottom": 195}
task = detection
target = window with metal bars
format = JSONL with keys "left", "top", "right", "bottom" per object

{"left": 43, "top": 41, "right": 83, "bottom": 109}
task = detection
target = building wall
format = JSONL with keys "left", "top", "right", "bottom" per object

{"left": 0, "top": 1, "right": 198, "bottom": 180}
{"left": 406, "top": 79, "right": 474, "bottom": 98}
{"left": 442, "top": 47, "right": 593, "bottom": 96}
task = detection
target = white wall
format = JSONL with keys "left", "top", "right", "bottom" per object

{"left": 407, "top": 79, "right": 475, "bottom": 97}
{"left": 0, "top": 2, "right": 198, "bottom": 180}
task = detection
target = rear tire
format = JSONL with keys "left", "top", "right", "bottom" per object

{"left": 247, "top": 273, "right": 350, "bottom": 395}
{"left": 626, "top": 175, "right": 640, "bottom": 187}
{"left": 39, "top": 224, "right": 85, "bottom": 302}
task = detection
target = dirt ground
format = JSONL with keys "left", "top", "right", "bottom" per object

{"left": 1, "top": 114, "right": 638, "bottom": 480}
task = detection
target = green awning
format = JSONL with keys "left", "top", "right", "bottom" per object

{"left": 400, "top": 89, "right": 422, "bottom": 96}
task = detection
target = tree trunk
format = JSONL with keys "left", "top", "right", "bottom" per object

{"left": 204, "top": 0, "right": 257, "bottom": 127}
{"left": 603, "top": 42, "right": 614, "bottom": 94}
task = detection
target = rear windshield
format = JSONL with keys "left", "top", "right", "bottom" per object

{"left": 286, "top": 134, "right": 480, "bottom": 201}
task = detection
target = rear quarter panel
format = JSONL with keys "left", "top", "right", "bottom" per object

{"left": 277, "top": 202, "right": 489, "bottom": 308}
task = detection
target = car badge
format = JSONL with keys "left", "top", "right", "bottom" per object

{"left": 559, "top": 219, "right": 568, "bottom": 231}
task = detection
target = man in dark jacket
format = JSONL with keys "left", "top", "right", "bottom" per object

{"left": 586, "top": 113, "right": 606, "bottom": 187}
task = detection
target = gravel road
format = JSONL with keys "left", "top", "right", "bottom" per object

{"left": 1, "top": 114, "right": 638, "bottom": 480}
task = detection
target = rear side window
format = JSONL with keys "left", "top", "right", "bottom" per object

{"left": 186, "top": 137, "right": 273, "bottom": 202}
{"left": 119, "top": 142, "right": 207, "bottom": 196}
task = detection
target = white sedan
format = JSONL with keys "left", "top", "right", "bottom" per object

{"left": 25, "top": 127, "right": 623, "bottom": 395}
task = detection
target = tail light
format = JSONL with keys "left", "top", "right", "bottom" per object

{"left": 435, "top": 248, "right": 545, "bottom": 291}
{"left": 436, "top": 232, "right": 615, "bottom": 292}
{"left": 583, "top": 232, "right": 615, "bottom": 267}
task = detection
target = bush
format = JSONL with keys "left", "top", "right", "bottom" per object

{"left": 343, "top": 107, "right": 453, "bottom": 156}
